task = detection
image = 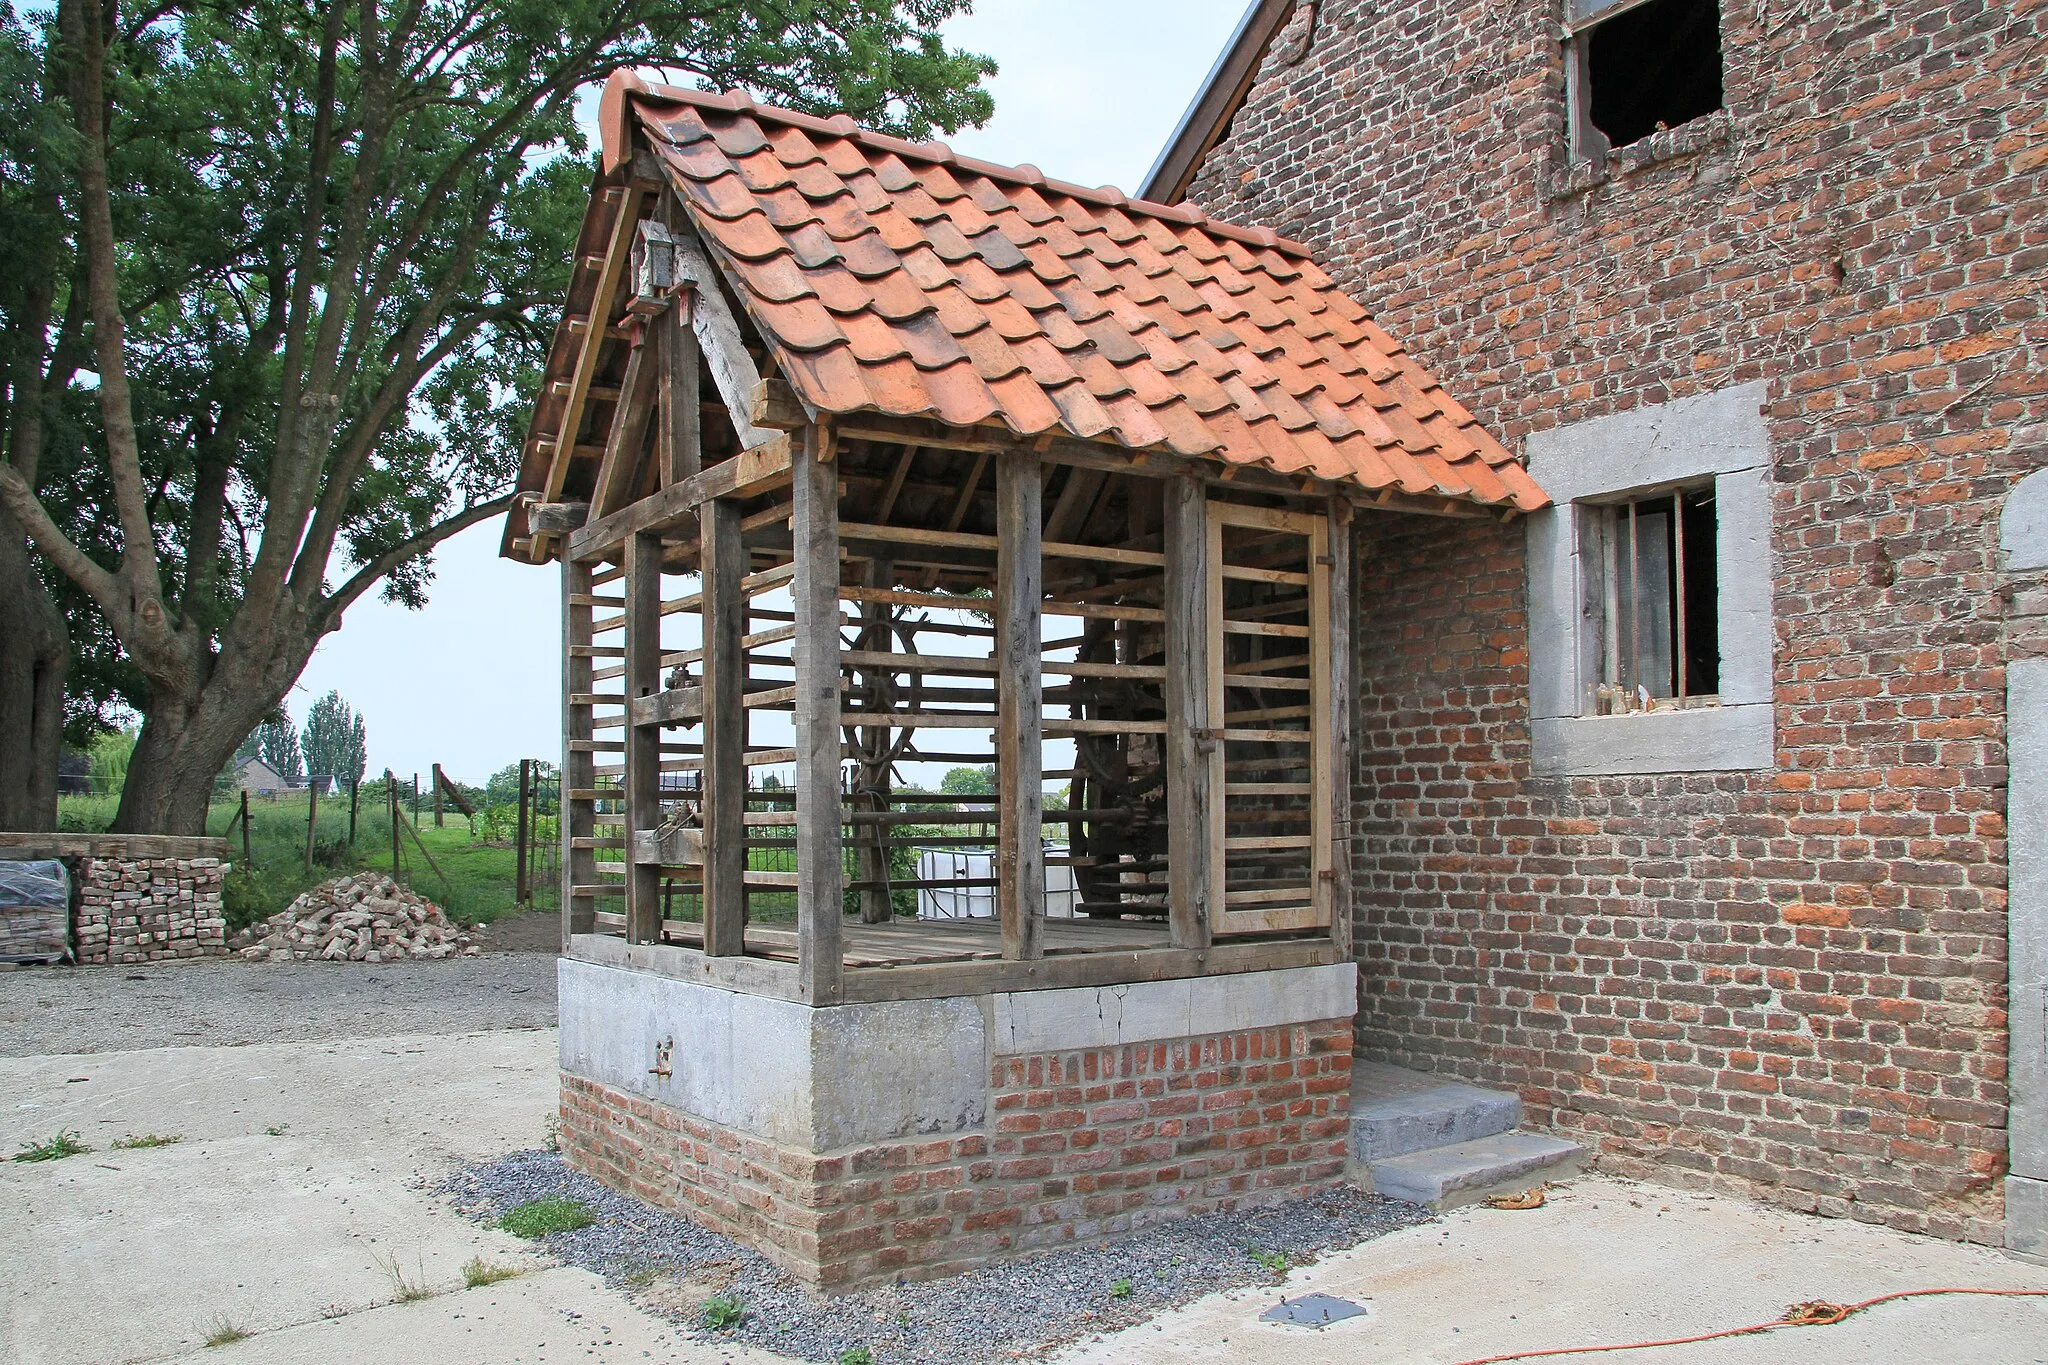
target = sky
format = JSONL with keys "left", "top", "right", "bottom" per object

{"left": 292, "top": 0, "right": 1251, "bottom": 786}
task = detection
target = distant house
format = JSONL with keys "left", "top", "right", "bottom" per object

{"left": 304, "top": 773, "right": 339, "bottom": 796}
{"left": 232, "top": 756, "right": 285, "bottom": 795}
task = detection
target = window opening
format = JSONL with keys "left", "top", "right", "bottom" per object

{"left": 1569, "top": 0, "right": 1724, "bottom": 158}
{"left": 1587, "top": 485, "right": 1718, "bottom": 712}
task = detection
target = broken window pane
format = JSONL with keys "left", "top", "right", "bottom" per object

{"left": 1571, "top": 0, "right": 1725, "bottom": 157}
{"left": 1583, "top": 485, "right": 1719, "bottom": 713}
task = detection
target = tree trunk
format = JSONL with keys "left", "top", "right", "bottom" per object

{"left": 0, "top": 516, "right": 66, "bottom": 832}
{"left": 111, "top": 633, "right": 318, "bottom": 836}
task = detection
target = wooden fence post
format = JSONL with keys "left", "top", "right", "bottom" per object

{"left": 304, "top": 778, "right": 319, "bottom": 875}
{"left": 388, "top": 770, "right": 402, "bottom": 878}
{"left": 432, "top": 763, "right": 445, "bottom": 827}
{"left": 348, "top": 779, "right": 359, "bottom": 847}
{"left": 515, "top": 758, "right": 531, "bottom": 906}
{"left": 239, "top": 789, "right": 252, "bottom": 870}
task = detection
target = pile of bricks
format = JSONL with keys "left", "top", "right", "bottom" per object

{"left": 560, "top": 1016, "right": 1352, "bottom": 1291}
{"left": 0, "top": 836, "right": 233, "bottom": 965}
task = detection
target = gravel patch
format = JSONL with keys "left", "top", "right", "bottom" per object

{"left": 0, "top": 954, "right": 557, "bottom": 1056}
{"left": 445, "top": 1149, "right": 1431, "bottom": 1364}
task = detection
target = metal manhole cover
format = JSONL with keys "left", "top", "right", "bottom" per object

{"left": 1261, "top": 1293, "right": 1370, "bottom": 1327}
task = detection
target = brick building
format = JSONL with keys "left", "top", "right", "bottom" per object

{"left": 1146, "top": 0, "right": 2046, "bottom": 1250}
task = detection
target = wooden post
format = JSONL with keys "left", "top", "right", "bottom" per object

{"left": 388, "top": 770, "right": 402, "bottom": 877}
{"left": 790, "top": 424, "right": 844, "bottom": 1002}
{"left": 515, "top": 758, "right": 531, "bottom": 907}
{"left": 996, "top": 449, "right": 1044, "bottom": 962}
{"left": 432, "top": 763, "right": 444, "bottom": 827}
{"left": 624, "top": 531, "right": 664, "bottom": 944}
{"left": 856, "top": 557, "right": 894, "bottom": 925}
{"left": 1326, "top": 498, "right": 1354, "bottom": 959}
{"left": 1163, "top": 474, "right": 1215, "bottom": 950}
{"left": 304, "top": 778, "right": 319, "bottom": 875}
{"left": 240, "top": 789, "right": 252, "bottom": 870}
{"left": 700, "top": 495, "right": 747, "bottom": 956}
{"left": 348, "top": 780, "right": 359, "bottom": 847}
{"left": 562, "top": 558, "right": 597, "bottom": 950}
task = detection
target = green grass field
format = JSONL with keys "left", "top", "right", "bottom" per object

{"left": 56, "top": 790, "right": 555, "bottom": 933}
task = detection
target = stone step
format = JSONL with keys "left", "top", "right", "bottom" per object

{"left": 1367, "top": 1131, "right": 1588, "bottom": 1210}
{"left": 1348, "top": 1061, "right": 1521, "bottom": 1162}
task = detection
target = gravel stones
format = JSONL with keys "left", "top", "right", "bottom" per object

{"left": 232, "top": 873, "right": 481, "bottom": 962}
{"left": 444, "top": 1150, "right": 1431, "bottom": 1364}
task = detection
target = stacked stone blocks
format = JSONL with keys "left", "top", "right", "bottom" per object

{"left": 0, "top": 835, "right": 229, "bottom": 965}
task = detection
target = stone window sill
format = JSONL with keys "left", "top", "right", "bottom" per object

{"left": 1544, "top": 110, "right": 1734, "bottom": 201}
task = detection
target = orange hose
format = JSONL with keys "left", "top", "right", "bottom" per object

{"left": 1448, "top": 1286, "right": 2048, "bottom": 1365}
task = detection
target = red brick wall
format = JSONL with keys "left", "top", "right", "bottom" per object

{"left": 560, "top": 1016, "right": 1351, "bottom": 1288}
{"left": 1185, "top": 0, "right": 2046, "bottom": 1243}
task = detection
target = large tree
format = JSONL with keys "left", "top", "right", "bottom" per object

{"left": 301, "top": 689, "right": 367, "bottom": 788}
{"left": 0, "top": 0, "right": 992, "bottom": 834}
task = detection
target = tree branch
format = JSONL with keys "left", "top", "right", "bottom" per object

{"left": 0, "top": 463, "right": 127, "bottom": 621}
{"left": 315, "top": 492, "right": 515, "bottom": 631}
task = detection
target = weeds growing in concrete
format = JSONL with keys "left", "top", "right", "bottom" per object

{"left": 201, "top": 1314, "right": 251, "bottom": 1348}
{"left": 541, "top": 1116, "right": 561, "bottom": 1153}
{"left": 378, "top": 1253, "right": 435, "bottom": 1303}
{"left": 263, "top": 1124, "right": 289, "bottom": 1137}
{"left": 113, "top": 1132, "right": 182, "bottom": 1150}
{"left": 462, "top": 1257, "right": 523, "bottom": 1289}
{"left": 13, "top": 1131, "right": 89, "bottom": 1163}
{"left": 701, "top": 1293, "right": 748, "bottom": 1331}
{"left": 498, "top": 1196, "right": 596, "bottom": 1238}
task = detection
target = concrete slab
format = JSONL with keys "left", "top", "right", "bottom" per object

{"left": 1349, "top": 1063, "right": 1519, "bottom": 1162}
{"left": 1367, "top": 1132, "right": 1586, "bottom": 1209}
{"left": 1049, "top": 1174, "right": 2048, "bottom": 1365}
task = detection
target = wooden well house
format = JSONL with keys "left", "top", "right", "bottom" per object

{"left": 505, "top": 73, "right": 1544, "bottom": 1290}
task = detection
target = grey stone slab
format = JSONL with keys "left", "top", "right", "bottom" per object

{"left": 1367, "top": 1132, "right": 1587, "bottom": 1209}
{"left": 2004, "top": 469, "right": 2048, "bottom": 571}
{"left": 2009, "top": 1176, "right": 2048, "bottom": 1259}
{"left": 2009, "top": 659, "right": 2048, "bottom": 1179}
{"left": 988, "top": 963, "right": 1356, "bottom": 1056}
{"left": 1525, "top": 380, "right": 1770, "bottom": 503}
{"left": 1349, "top": 1063, "right": 1520, "bottom": 1162}
{"left": 1532, "top": 704, "right": 1773, "bottom": 777}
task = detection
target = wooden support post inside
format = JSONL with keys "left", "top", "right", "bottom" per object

{"left": 856, "top": 557, "right": 895, "bottom": 925}
{"left": 700, "top": 495, "right": 747, "bottom": 956}
{"left": 1325, "top": 498, "right": 1354, "bottom": 959}
{"left": 996, "top": 449, "right": 1045, "bottom": 962}
{"left": 562, "top": 559, "right": 597, "bottom": 950}
{"left": 791, "top": 425, "right": 844, "bottom": 1002}
{"left": 1163, "top": 474, "right": 1215, "bottom": 950}
{"left": 625, "top": 531, "right": 664, "bottom": 944}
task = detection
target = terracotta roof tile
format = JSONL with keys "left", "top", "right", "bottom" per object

{"left": 597, "top": 75, "right": 1546, "bottom": 511}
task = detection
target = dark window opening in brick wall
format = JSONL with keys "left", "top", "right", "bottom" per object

{"left": 1570, "top": 0, "right": 1725, "bottom": 155}
{"left": 1582, "top": 485, "right": 1719, "bottom": 710}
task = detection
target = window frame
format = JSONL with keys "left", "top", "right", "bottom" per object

{"left": 1565, "top": 0, "right": 1726, "bottom": 165}
{"left": 1524, "top": 381, "right": 1774, "bottom": 777}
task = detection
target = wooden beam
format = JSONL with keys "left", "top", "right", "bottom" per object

{"left": 566, "top": 434, "right": 793, "bottom": 562}
{"left": 996, "top": 449, "right": 1045, "bottom": 962}
{"left": 791, "top": 424, "right": 844, "bottom": 1002}
{"left": 589, "top": 338, "right": 661, "bottom": 518}
{"left": 543, "top": 185, "right": 646, "bottom": 506}
{"left": 1164, "top": 474, "right": 1216, "bottom": 951}
{"left": 700, "top": 495, "right": 747, "bottom": 957}
{"left": 669, "top": 225, "right": 781, "bottom": 449}
{"left": 660, "top": 280, "right": 703, "bottom": 488}
{"left": 527, "top": 501, "right": 590, "bottom": 535}
{"left": 624, "top": 532, "right": 663, "bottom": 944}
{"left": 1326, "top": 497, "right": 1355, "bottom": 961}
{"left": 561, "top": 560, "right": 597, "bottom": 948}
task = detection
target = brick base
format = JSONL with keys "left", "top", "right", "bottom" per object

{"left": 559, "top": 1016, "right": 1353, "bottom": 1290}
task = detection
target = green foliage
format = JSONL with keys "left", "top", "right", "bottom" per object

{"left": 700, "top": 1293, "right": 749, "bottom": 1331}
{"left": 1108, "top": 1277, "right": 1133, "bottom": 1300}
{"left": 940, "top": 765, "right": 996, "bottom": 799}
{"left": 462, "top": 1257, "right": 523, "bottom": 1289}
{"left": 87, "top": 729, "right": 136, "bottom": 795}
{"left": 838, "top": 1348, "right": 874, "bottom": 1365}
{"left": 241, "top": 714, "right": 304, "bottom": 785}
{"left": 301, "top": 692, "right": 368, "bottom": 789}
{"left": 14, "top": 1131, "right": 89, "bottom": 1163}
{"left": 483, "top": 761, "right": 558, "bottom": 812}
{"left": 497, "top": 1197, "right": 596, "bottom": 1239}
{"left": 1246, "top": 1246, "right": 1290, "bottom": 1274}
{"left": 4, "top": 0, "right": 996, "bottom": 759}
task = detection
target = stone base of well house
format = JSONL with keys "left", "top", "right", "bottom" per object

{"left": 0, "top": 835, "right": 229, "bottom": 965}
{"left": 556, "top": 957, "right": 1357, "bottom": 1290}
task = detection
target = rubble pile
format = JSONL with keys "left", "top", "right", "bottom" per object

{"left": 233, "top": 873, "right": 482, "bottom": 962}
